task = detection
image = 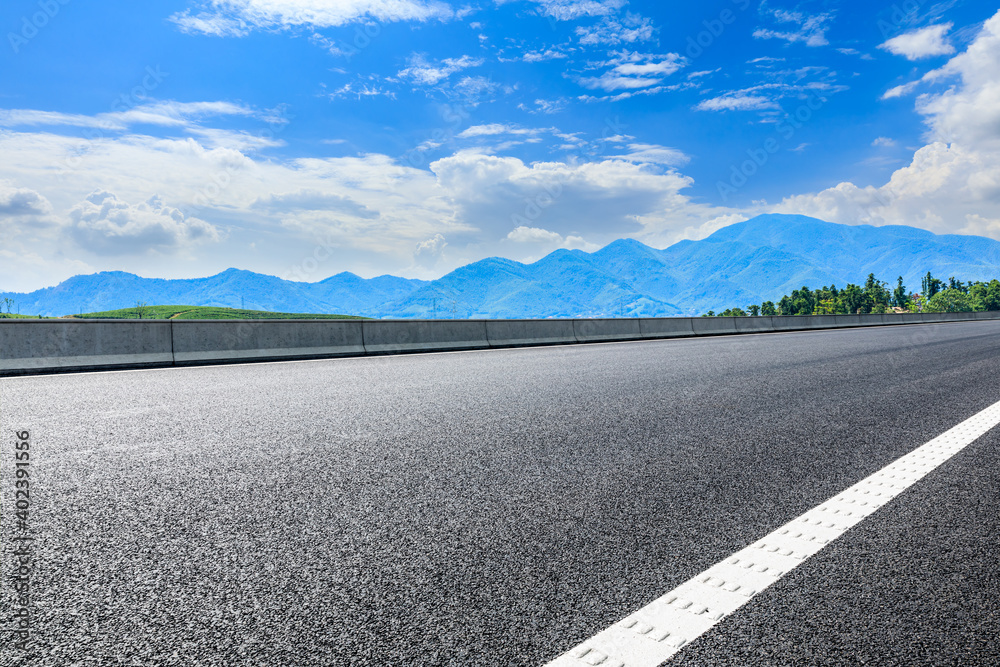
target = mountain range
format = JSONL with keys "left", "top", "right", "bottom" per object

{"left": 6, "top": 214, "right": 1000, "bottom": 318}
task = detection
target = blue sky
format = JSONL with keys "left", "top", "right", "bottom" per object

{"left": 1, "top": 0, "right": 999, "bottom": 291}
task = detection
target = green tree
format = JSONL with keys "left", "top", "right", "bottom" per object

{"left": 893, "top": 277, "right": 909, "bottom": 308}
{"left": 761, "top": 301, "right": 776, "bottom": 316}
{"left": 948, "top": 277, "right": 967, "bottom": 293}
{"left": 926, "top": 288, "right": 972, "bottom": 313}
{"left": 840, "top": 283, "right": 869, "bottom": 314}
{"left": 922, "top": 272, "right": 943, "bottom": 298}
{"left": 969, "top": 280, "right": 1000, "bottom": 312}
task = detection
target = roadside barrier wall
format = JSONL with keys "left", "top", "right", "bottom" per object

{"left": 2, "top": 312, "right": 998, "bottom": 375}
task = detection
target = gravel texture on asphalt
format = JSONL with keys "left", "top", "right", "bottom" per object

{"left": 1, "top": 321, "right": 998, "bottom": 666}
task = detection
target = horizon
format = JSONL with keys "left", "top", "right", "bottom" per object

{"left": 3, "top": 2, "right": 1000, "bottom": 293}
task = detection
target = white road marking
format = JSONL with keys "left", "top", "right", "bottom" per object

{"left": 544, "top": 398, "right": 1000, "bottom": 667}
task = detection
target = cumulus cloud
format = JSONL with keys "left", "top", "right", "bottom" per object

{"left": 0, "top": 184, "right": 52, "bottom": 219}
{"left": 413, "top": 233, "right": 447, "bottom": 266}
{"left": 69, "top": 191, "right": 220, "bottom": 255}
{"left": 429, "top": 150, "right": 720, "bottom": 243}
{"left": 507, "top": 225, "right": 563, "bottom": 243}
{"left": 773, "top": 11, "right": 1000, "bottom": 239}
{"left": 171, "top": 0, "right": 454, "bottom": 35}
{"left": 879, "top": 23, "right": 955, "bottom": 60}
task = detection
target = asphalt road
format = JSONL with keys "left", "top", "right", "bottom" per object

{"left": 1, "top": 321, "right": 999, "bottom": 666}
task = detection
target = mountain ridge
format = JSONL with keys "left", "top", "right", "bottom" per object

{"left": 5, "top": 214, "right": 1000, "bottom": 318}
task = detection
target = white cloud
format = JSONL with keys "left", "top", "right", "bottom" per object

{"left": 414, "top": 233, "right": 448, "bottom": 267}
{"left": 507, "top": 225, "right": 563, "bottom": 243}
{"left": 458, "top": 124, "right": 550, "bottom": 138}
{"left": 754, "top": 8, "right": 833, "bottom": 47}
{"left": 519, "top": 98, "right": 569, "bottom": 114}
{"left": 879, "top": 23, "right": 955, "bottom": 60}
{"left": 575, "top": 11, "right": 655, "bottom": 46}
{"left": 773, "top": 11, "right": 1000, "bottom": 240}
{"left": 872, "top": 137, "right": 896, "bottom": 147}
{"left": 69, "top": 191, "right": 220, "bottom": 255}
{"left": 171, "top": 0, "right": 454, "bottom": 35}
{"left": 429, "top": 150, "right": 722, "bottom": 244}
{"left": 506, "top": 0, "right": 627, "bottom": 21}
{"left": 450, "top": 76, "right": 502, "bottom": 105}
{"left": 397, "top": 54, "right": 483, "bottom": 85}
{"left": 610, "top": 143, "right": 689, "bottom": 167}
{"left": 578, "top": 52, "right": 685, "bottom": 92}
{"left": 882, "top": 80, "right": 920, "bottom": 99}
{"left": 522, "top": 49, "right": 569, "bottom": 62}
{"left": 251, "top": 190, "right": 378, "bottom": 217}
{"left": 0, "top": 101, "right": 258, "bottom": 132}
{"left": 0, "top": 184, "right": 52, "bottom": 219}
{"left": 696, "top": 94, "right": 777, "bottom": 111}
{"left": 328, "top": 82, "right": 397, "bottom": 99}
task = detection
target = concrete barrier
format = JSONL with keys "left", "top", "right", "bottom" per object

{"left": 834, "top": 314, "right": 864, "bottom": 327}
{"left": 770, "top": 315, "right": 840, "bottom": 331}
{"left": 362, "top": 320, "right": 490, "bottom": 354}
{"left": 171, "top": 320, "right": 365, "bottom": 364}
{"left": 734, "top": 316, "right": 775, "bottom": 334}
{"left": 573, "top": 318, "right": 643, "bottom": 342}
{"left": 886, "top": 313, "right": 923, "bottom": 324}
{"left": 0, "top": 319, "right": 173, "bottom": 374}
{"left": 858, "top": 314, "right": 886, "bottom": 326}
{"left": 486, "top": 319, "right": 576, "bottom": 347}
{"left": 639, "top": 318, "right": 695, "bottom": 339}
{"left": 691, "top": 317, "right": 738, "bottom": 335}
{"left": 5, "top": 312, "right": 1000, "bottom": 376}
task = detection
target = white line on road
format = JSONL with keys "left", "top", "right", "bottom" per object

{"left": 544, "top": 399, "right": 1000, "bottom": 667}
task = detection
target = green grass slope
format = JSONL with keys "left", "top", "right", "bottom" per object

{"left": 71, "top": 305, "right": 366, "bottom": 320}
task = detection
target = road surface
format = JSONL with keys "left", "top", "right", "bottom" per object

{"left": 2, "top": 320, "right": 999, "bottom": 665}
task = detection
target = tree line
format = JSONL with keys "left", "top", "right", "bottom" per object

{"left": 704, "top": 272, "right": 1000, "bottom": 317}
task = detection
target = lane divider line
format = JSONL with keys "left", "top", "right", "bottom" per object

{"left": 543, "top": 399, "right": 1000, "bottom": 667}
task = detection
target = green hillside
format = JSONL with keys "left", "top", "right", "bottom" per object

{"left": 71, "top": 305, "right": 366, "bottom": 320}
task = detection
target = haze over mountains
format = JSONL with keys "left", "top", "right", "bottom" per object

{"left": 7, "top": 214, "right": 1000, "bottom": 318}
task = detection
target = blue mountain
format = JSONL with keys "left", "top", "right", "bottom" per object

{"left": 4, "top": 214, "right": 1000, "bottom": 318}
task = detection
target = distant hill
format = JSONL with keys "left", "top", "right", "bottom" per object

{"left": 5, "top": 214, "right": 1000, "bottom": 318}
